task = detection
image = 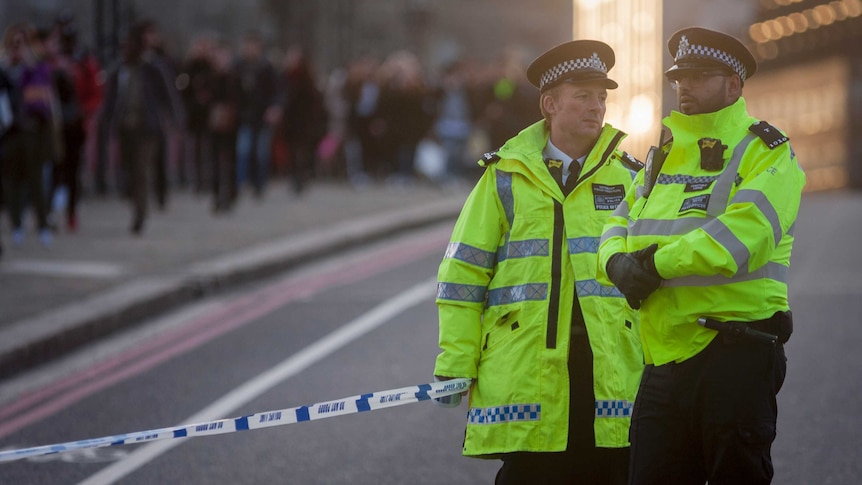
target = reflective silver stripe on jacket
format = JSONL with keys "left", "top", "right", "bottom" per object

{"left": 568, "top": 236, "right": 599, "bottom": 255}
{"left": 577, "top": 280, "right": 624, "bottom": 298}
{"left": 662, "top": 261, "right": 789, "bottom": 288}
{"left": 630, "top": 217, "right": 704, "bottom": 237}
{"left": 496, "top": 170, "right": 515, "bottom": 229}
{"left": 444, "top": 242, "right": 496, "bottom": 269}
{"left": 731, "top": 189, "right": 783, "bottom": 247}
{"left": 600, "top": 225, "right": 628, "bottom": 246}
{"left": 487, "top": 283, "right": 547, "bottom": 307}
{"left": 612, "top": 199, "right": 631, "bottom": 220}
{"left": 706, "top": 134, "right": 757, "bottom": 218}
{"left": 600, "top": 200, "right": 631, "bottom": 245}
{"left": 496, "top": 170, "right": 515, "bottom": 266}
{"left": 437, "top": 282, "right": 486, "bottom": 303}
{"left": 700, "top": 218, "right": 750, "bottom": 273}
{"left": 498, "top": 239, "right": 550, "bottom": 263}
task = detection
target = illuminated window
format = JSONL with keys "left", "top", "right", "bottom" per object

{"left": 573, "top": 0, "right": 662, "bottom": 157}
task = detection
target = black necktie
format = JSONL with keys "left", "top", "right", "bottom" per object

{"left": 545, "top": 158, "right": 565, "bottom": 190}
{"left": 565, "top": 162, "right": 581, "bottom": 192}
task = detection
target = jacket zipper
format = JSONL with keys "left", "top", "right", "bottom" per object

{"left": 546, "top": 132, "right": 623, "bottom": 348}
{"left": 547, "top": 200, "right": 564, "bottom": 349}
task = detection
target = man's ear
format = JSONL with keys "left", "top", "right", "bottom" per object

{"left": 727, "top": 74, "right": 742, "bottom": 98}
{"left": 541, "top": 93, "right": 557, "bottom": 116}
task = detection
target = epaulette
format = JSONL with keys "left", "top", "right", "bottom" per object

{"left": 749, "top": 121, "right": 789, "bottom": 149}
{"left": 480, "top": 150, "right": 501, "bottom": 166}
{"left": 619, "top": 151, "right": 644, "bottom": 172}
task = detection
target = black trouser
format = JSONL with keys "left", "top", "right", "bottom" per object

{"left": 211, "top": 132, "right": 237, "bottom": 211}
{"left": 288, "top": 140, "right": 313, "bottom": 194}
{"left": 496, "top": 326, "right": 630, "bottom": 485}
{"left": 628, "top": 336, "right": 787, "bottom": 485}
{"left": 2, "top": 125, "right": 50, "bottom": 231}
{"left": 119, "top": 130, "right": 158, "bottom": 231}
{"left": 49, "top": 122, "right": 86, "bottom": 223}
{"left": 153, "top": 132, "right": 168, "bottom": 208}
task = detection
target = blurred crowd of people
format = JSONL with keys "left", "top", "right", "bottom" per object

{"left": 0, "top": 14, "right": 541, "bottom": 253}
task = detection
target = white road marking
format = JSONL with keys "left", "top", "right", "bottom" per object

{"left": 0, "top": 260, "right": 125, "bottom": 279}
{"left": 76, "top": 277, "right": 435, "bottom": 485}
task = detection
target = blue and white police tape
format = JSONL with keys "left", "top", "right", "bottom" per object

{"left": 0, "top": 378, "right": 471, "bottom": 463}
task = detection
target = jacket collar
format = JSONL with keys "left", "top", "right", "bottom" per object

{"left": 494, "top": 120, "right": 626, "bottom": 199}
{"left": 664, "top": 97, "right": 750, "bottom": 136}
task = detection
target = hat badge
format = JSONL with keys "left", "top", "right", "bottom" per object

{"left": 676, "top": 35, "right": 691, "bottom": 60}
{"left": 588, "top": 52, "right": 604, "bottom": 72}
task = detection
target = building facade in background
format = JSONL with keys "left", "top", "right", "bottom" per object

{"left": 576, "top": 0, "right": 860, "bottom": 191}
{"left": 2, "top": 0, "right": 857, "bottom": 190}
{"left": 745, "top": 0, "right": 862, "bottom": 190}
{"left": 573, "top": 0, "right": 665, "bottom": 160}
{"left": 0, "top": 0, "right": 573, "bottom": 77}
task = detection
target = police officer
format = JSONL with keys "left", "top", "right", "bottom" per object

{"left": 434, "top": 40, "right": 645, "bottom": 484}
{"left": 597, "top": 27, "right": 806, "bottom": 484}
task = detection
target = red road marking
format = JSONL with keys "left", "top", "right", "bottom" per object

{"left": 0, "top": 229, "right": 449, "bottom": 440}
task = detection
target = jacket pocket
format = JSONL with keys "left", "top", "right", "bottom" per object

{"left": 482, "top": 309, "right": 522, "bottom": 354}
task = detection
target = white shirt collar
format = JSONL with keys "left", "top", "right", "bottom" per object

{"left": 543, "top": 139, "right": 585, "bottom": 184}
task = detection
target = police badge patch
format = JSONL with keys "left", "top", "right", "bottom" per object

{"left": 684, "top": 180, "right": 714, "bottom": 192}
{"left": 698, "top": 138, "right": 727, "bottom": 171}
{"left": 679, "top": 194, "right": 710, "bottom": 212}
{"left": 592, "top": 184, "right": 625, "bottom": 210}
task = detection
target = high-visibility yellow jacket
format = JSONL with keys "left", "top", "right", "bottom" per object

{"left": 434, "top": 120, "right": 644, "bottom": 457}
{"left": 597, "top": 98, "right": 806, "bottom": 366}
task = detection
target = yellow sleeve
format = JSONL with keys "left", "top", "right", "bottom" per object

{"left": 434, "top": 168, "right": 506, "bottom": 378}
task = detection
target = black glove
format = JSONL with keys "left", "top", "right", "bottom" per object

{"left": 606, "top": 244, "right": 661, "bottom": 309}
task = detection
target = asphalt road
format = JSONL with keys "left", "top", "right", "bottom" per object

{"left": 0, "top": 221, "right": 498, "bottom": 484}
{"left": 771, "top": 191, "right": 862, "bottom": 484}
{"left": 0, "top": 191, "right": 860, "bottom": 484}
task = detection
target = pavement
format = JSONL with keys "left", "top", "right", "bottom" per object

{"left": 0, "top": 179, "right": 469, "bottom": 380}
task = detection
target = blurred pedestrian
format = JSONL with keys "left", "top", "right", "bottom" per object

{"left": 178, "top": 34, "right": 216, "bottom": 194}
{"left": 0, "top": 23, "right": 56, "bottom": 246}
{"left": 343, "top": 55, "right": 382, "bottom": 185}
{"left": 137, "top": 19, "right": 185, "bottom": 210}
{"left": 316, "top": 64, "right": 349, "bottom": 180}
{"left": 42, "top": 25, "right": 87, "bottom": 234}
{"left": 207, "top": 40, "right": 240, "bottom": 213}
{"left": 233, "top": 31, "right": 279, "bottom": 199}
{"left": 376, "top": 51, "right": 433, "bottom": 185}
{"left": 279, "top": 46, "right": 326, "bottom": 195}
{"left": 0, "top": 61, "right": 17, "bottom": 256}
{"left": 483, "top": 48, "right": 540, "bottom": 151}
{"left": 53, "top": 15, "right": 102, "bottom": 232}
{"left": 99, "top": 29, "right": 177, "bottom": 234}
{"left": 433, "top": 61, "right": 473, "bottom": 183}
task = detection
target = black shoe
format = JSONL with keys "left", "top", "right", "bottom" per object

{"left": 130, "top": 218, "right": 144, "bottom": 235}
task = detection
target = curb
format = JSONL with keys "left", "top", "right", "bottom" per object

{"left": 0, "top": 198, "right": 462, "bottom": 380}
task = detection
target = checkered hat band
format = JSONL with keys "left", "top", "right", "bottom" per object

{"left": 676, "top": 42, "right": 747, "bottom": 80}
{"left": 540, "top": 55, "right": 608, "bottom": 89}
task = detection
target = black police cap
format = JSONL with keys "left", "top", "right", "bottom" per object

{"left": 665, "top": 27, "right": 757, "bottom": 82}
{"left": 526, "top": 40, "right": 618, "bottom": 92}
